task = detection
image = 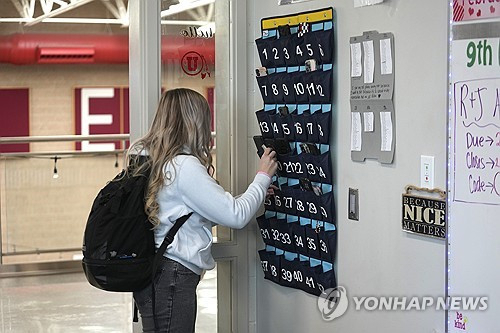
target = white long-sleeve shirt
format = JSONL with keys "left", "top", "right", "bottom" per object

{"left": 155, "top": 154, "right": 271, "bottom": 275}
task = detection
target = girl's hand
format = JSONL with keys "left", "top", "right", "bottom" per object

{"left": 266, "top": 184, "right": 279, "bottom": 198}
{"left": 258, "top": 146, "right": 278, "bottom": 176}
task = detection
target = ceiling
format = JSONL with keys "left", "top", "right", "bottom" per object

{"left": 0, "top": 0, "right": 215, "bottom": 33}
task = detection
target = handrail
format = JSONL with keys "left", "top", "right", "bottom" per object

{"left": 0, "top": 132, "right": 216, "bottom": 144}
{"left": 0, "top": 134, "right": 129, "bottom": 144}
{"left": 0, "top": 150, "right": 126, "bottom": 158}
{"left": 1, "top": 248, "right": 82, "bottom": 257}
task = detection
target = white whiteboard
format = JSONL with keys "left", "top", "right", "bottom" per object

{"left": 449, "top": 30, "right": 500, "bottom": 332}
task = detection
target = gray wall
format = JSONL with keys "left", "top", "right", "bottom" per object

{"left": 245, "top": 1, "right": 448, "bottom": 332}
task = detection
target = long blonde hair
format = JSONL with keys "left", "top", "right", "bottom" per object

{"left": 126, "top": 88, "right": 214, "bottom": 227}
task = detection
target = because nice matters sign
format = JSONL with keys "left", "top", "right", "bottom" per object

{"left": 402, "top": 194, "right": 446, "bottom": 239}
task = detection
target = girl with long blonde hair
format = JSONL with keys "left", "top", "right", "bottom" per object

{"left": 129, "top": 88, "right": 277, "bottom": 332}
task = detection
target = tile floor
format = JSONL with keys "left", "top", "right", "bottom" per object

{"left": 0, "top": 269, "right": 217, "bottom": 332}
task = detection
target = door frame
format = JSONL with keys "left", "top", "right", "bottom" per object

{"left": 128, "top": 1, "right": 251, "bottom": 332}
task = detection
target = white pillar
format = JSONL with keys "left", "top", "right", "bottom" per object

{"left": 129, "top": 0, "right": 161, "bottom": 142}
{"left": 129, "top": 1, "right": 160, "bottom": 331}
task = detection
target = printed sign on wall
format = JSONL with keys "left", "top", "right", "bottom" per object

{"left": 453, "top": 0, "right": 500, "bottom": 22}
{"left": 74, "top": 87, "right": 129, "bottom": 151}
{"left": 0, "top": 88, "right": 29, "bottom": 153}
{"left": 402, "top": 191, "right": 446, "bottom": 239}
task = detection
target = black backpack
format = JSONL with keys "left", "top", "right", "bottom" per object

{"left": 82, "top": 162, "right": 191, "bottom": 293}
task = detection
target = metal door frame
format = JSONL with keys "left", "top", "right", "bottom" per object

{"left": 128, "top": 1, "right": 251, "bottom": 332}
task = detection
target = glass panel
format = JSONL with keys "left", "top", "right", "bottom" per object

{"left": 160, "top": 0, "right": 232, "bottom": 243}
{"left": 0, "top": 155, "right": 125, "bottom": 264}
{"left": 0, "top": 0, "right": 131, "bottom": 264}
{"left": 197, "top": 263, "right": 218, "bottom": 333}
{"left": 215, "top": 259, "right": 232, "bottom": 332}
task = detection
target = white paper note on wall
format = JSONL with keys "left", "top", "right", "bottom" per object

{"left": 278, "top": 0, "right": 315, "bottom": 5}
{"left": 380, "top": 38, "right": 393, "bottom": 75}
{"left": 351, "top": 112, "right": 362, "bottom": 151}
{"left": 354, "top": 0, "right": 384, "bottom": 8}
{"left": 363, "top": 112, "right": 374, "bottom": 132}
{"left": 350, "top": 43, "right": 362, "bottom": 77}
{"left": 363, "top": 40, "right": 374, "bottom": 84}
{"left": 380, "top": 111, "right": 392, "bottom": 151}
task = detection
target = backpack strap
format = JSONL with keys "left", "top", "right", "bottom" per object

{"left": 156, "top": 212, "right": 193, "bottom": 257}
{"left": 150, "top": 212, "right": 194, "bottom": 331}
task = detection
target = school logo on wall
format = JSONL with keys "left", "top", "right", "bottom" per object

{"left": 181, "top": 51, "right": 211, "bottom": 79}
{"left": 402, "top": 186, "right": 447, "bottom": 239}
{"left": 74, "top": 87, "right": 129, "bottom": 151}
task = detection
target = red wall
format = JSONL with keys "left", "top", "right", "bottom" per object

{"left": 0, "top": 88, "right": 29, "bottom": 153}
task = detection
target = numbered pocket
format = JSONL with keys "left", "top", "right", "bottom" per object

{"left": 256, "top": 215, "right": 274, "bottom": 247}
{"left": 291, "top": 111, "right": 308, "bottom": 142}
{"left": 300, "top": 262, "right": 323, "bottom": 295}
{"left": 320, "top": 191, "right": 335, "bottom": 223}
{"left": 280, "top": 114, "right": 295, "bottom": 141}
{"left": 272, "top": 191, "right": 286, "bottom": 214}
{"left": 302, "top": 112, "right": 318, "bottom": 143}
{"left": 280, "top": 74, "right": 296, "bottom": 104}
{"left": 280, "top": 187, "right": 296, "bottom": 216}
{"left": 288, "top": 258, "right": 307, "bottom": 290}
{"left": 289, "top": 222, "right": 308, "bottom": 256}
{"left": 259, "top": 250, "right": 280, "bottom": 284}
{"left": 255, "top": 109, "right": 273, "bottom": 139}
{"left": 263, "top": 189, "right": 276, "bottom": 212}
{"left": 318, "top": 229, "right": 337, "bottom": 263}
{"left": 268, "top": 113, "right": 284, "bottom": 139}
{"left": 302, "top": 32, "right": 319, "bottom": 62}
{"left": 280, "top": 35, "right": 298, "bottom": 67}
{"left": 279, "top": 257, "right": 297, "bottom": 288}
{"left": 256, "top": 75, "right": 274, "bottom": 105}
{"left": 304, "top": 225, "right": 321, "bottom": 259}
{"left": 314, "top": 29, "right": 334, "bottom": 64}
{"left": 314, "top": 111, "right": 331, "bottom": 144}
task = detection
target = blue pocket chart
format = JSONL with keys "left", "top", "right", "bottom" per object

{"left": 255, "top": 7, "right": 336, "bottom": 297}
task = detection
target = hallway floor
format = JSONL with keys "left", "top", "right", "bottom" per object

{"left": 0, "top": 269, "right": 217, "bottom": 332}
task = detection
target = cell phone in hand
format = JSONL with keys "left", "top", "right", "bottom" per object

{"left": 253, "top": 135, "right": 266, "bottom": 157}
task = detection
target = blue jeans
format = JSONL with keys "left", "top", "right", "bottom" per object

{"left": 133, "top": 257, "right": 201, "bottom": 333}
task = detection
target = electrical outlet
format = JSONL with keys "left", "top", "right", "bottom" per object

{"left": 421, "top": 155, "right": 434, "bottom": 189}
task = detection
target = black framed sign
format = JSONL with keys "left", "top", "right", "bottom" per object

{"left": 402, "top": 186, "right": 446, "bottom": 239}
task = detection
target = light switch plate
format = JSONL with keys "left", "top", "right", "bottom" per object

{"left": 421, "top": 155, "right": 434, "bottom": 189}
{"left": 348, "top": 188, "right": 359, "bottom": 220}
